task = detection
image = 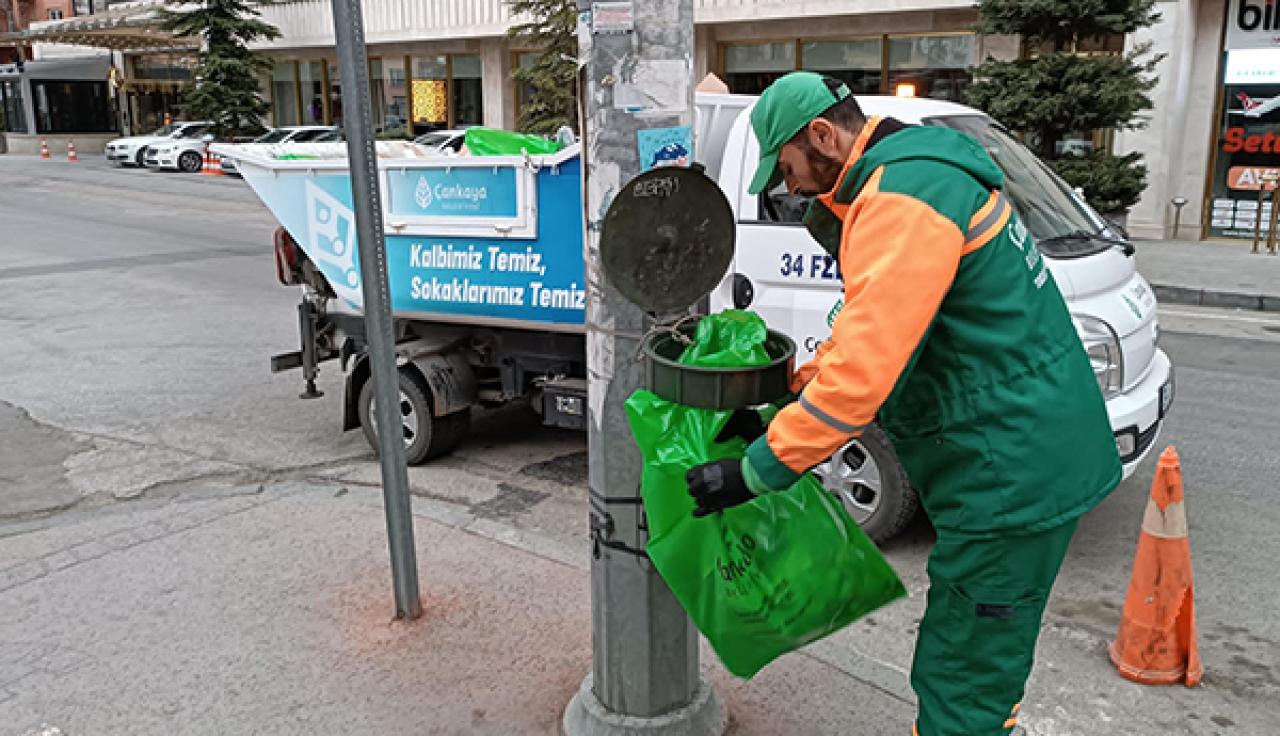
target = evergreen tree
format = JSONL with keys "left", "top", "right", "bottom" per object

{"left": 158, "top": 0, "right": 280, "bottom": 138}
{"left": 507, "top": 0, "right": 578, "bottom": 135}
{"left": 967, "top": 0, "right": 1162, "bottom": 214}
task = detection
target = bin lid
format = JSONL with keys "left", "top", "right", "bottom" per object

{"left": 600, "top": 166, "right": 735, "bottom": 314}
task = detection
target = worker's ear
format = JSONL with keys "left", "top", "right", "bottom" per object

{"left": 804, "top": 118, "right": 842, "bottom": 159}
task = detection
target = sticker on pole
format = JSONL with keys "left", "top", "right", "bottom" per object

{"left": 637, "top": 126, "right": 693, "bottom": 172}
{"left": 592, "top": 1, "right": 633, "bottom": 34}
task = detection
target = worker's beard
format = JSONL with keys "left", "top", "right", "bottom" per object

{"left": 796, "top": 140, "right": 845, "bottom": 197}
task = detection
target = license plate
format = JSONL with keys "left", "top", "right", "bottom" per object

{"left": 1159, "top": 372, "right": 1175, "bottom": 419}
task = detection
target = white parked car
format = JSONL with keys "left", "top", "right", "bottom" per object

{"left": 105, "top": 122, "right": 213, "bottom": 168}
{"left": 221, "top": 126, "right": 339, "bottom": 175}
{"left": 412, "top": 129, "right": 467, "bottom": 154}
{"left": 144, "top": 133, "right": 221, "bottom": 173}
{"left": 701, "top": 93, "right": 1173, "bottom": 541}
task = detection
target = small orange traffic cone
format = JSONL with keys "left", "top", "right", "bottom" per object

{"left": 39, "top": 139, "right": 50, "bottom": 159}
{"left": 200, "top": 147, "right": 223, "bottom": 176}
{"left": 66, "top": 139, "right": 78, "bottom": 162}
{"left": 1110, "top": 446, "right": 1203, "bottom": 686}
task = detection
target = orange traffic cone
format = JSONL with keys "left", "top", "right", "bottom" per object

{"left": 67, "top": 139, "right": 78, "bottom": 162}
{"left": 1110, "top": 446, "right": 1203, "bottom": 686}
{"left": 39, "top": 139, "right": 50, "bottom": 159}
{"left": 200, "top": 147, "right": 223, "bottom": 176}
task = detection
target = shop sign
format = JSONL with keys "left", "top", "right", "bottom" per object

{"left": 1228, "top": 0, "right": 1280, "bottom": 49}
{"left": 1225, "top": 48, "right": 1280, "bottom": 83}
{"left": 1226, "top": 165, "right": 1280, "bottom": 190}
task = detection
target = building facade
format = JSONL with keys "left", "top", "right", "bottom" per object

{"left": 252, "top": 0, "right": 1014, "bottom": 134}
{"left": 5, "top": 0, "right": 1274, "bottom": 243}
{"left": 258, "top": 0, "right": 1258, "bottom": 240}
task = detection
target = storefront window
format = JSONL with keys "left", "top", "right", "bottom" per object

{"left": 411, "top": 55, "right": 448, "bottom": 134}
{"left": 131, "top": 54, "right": 195, "bottom": 82}
{"left": 1, "top": 80, "right": 26, "bottom": 133}
{"left": 886, "top": 34, "right": 975, "bottom": 101}
{"left": 724, "top": 35, "right": 974, "bottom": 98}
{"left": 724, "top": 42, "right": 795, "bottom": 95}
{"left": 410, "top": 54, "right": 481, "bottom": 134}
{"left": 300, "top": 61, "right": 325, "bottom": 125}
{"left": 801, "top": 39, "right": 883, "bottom": 96}
{"left": 326, "top": 62, "right": 343, "bottom": 127}
{"left": 1206, "top": 48, "right": 1280, "bottom": 239}
{"left": 451, "top": 54, "right": 483, "bottom": 127}
{"left": 33, "top": 80, "right": 113, "bottom": 133}
{"left": 272, "top": 61, "right": 299, "bottom": 126}
{"left": 371, "top": 57, "right": 409, "bottom": 137}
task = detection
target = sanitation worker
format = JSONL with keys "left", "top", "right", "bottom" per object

{"left": 684, "top": 72, "right": 1123, "bottom": 736}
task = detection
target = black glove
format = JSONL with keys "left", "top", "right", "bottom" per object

{"left": 714, "top": 409, "right": 766, "bottom": 444}
{"left": 686, "top": 459, "right": 755, "bottom": 518}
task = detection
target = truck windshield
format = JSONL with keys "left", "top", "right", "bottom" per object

{"left": 925, "top": 115, "right": 1117, "bottom": 258}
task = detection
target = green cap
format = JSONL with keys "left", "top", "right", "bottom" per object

{"left": 748, "top": 72, "right": 852, "bottom": 195}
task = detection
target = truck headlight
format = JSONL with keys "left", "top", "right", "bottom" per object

{"left": 1074, "top": 315, "right": 1124, "bottom": 399}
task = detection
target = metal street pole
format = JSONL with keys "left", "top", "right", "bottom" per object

{"left": 564, "top": 1, "right": 724, "bottom": 733}
{"left": 329, "top": 0, "right": 421, "bottom": 620}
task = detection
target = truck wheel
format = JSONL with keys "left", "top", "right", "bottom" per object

{"left": 813, "top": 425, "right": 919, "bottom": 544}
{"left": 357, "top": 367, "right": 470, "bottom": 464}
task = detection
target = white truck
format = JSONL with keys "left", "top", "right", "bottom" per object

{"left": 224, "top": 92, "right": 1173, "bottom": 543}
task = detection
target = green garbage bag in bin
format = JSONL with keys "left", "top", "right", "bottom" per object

{"left": 462, "top": 127, "right": 563, "bottom": 156}
{"left": 626, "top": 310, "right": 906, "bottom": 679}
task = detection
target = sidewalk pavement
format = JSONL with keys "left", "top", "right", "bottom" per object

{"left": 0, "top": 484, "right": 911, "bottom": 736}
{"left": 1134, "top": 238, "right": 1280, "bottom": 312}
{"left": 1, "top": 481, "right": 1273, "bottom": 735}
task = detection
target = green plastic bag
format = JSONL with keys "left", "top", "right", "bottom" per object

{"left": 626, "top": 310, "right": 907, "bottom": 679}
{"left": 462, "top": 127, "right": 562, "bottom": 156}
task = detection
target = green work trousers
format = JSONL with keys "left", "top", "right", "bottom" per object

{"left": 910, "top": 519, "right": 1080, "bottom": 736}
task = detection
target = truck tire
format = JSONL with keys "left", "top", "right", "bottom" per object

{"left": 813, "top": 425, "right": 919, "bottom": 544}
{"left": 357, "top": 367, "right": 470, "bottom": 464}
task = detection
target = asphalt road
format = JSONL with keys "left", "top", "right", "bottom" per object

{"left": 1, "top": 155, "right": 1277, "bottom": 734}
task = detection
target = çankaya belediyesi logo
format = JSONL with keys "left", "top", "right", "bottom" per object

{"left": 412, "top": 174, "right": 490, "bottom": 211}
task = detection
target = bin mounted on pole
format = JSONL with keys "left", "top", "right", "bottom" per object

{"left": 328, "top": 0, "right": 422, "bottom": 620}
{"left": 564, "top": 1, "right": 725, "bottom": 734}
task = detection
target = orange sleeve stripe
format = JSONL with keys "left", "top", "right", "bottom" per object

{"left": 963, "top": 190, "right": 1012, "bottom": 254}
{"left": 766, "top": 173, "right": 964, "bottom": 473}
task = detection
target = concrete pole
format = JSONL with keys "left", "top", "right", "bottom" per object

{"left": 564, "top": 1, "right": 725, "bottom": 734}
{"left": 329, "top": 0, "right": 422, "bottom": 620}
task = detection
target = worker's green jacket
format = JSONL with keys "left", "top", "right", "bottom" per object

{"left": 744, "top": 117, "right": 1122, "bottom": 537}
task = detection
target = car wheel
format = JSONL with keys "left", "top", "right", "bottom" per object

{"left": 178, "top": 151, "right": 203, "bottom": 173}
{"left": 134, "top": 149, "right": 146, "bottom": 167}
{"left": 813, "top": 424, "right": 919, "bottom": 544}
{"left": 358, "top": 367, "right": 470, "bottom": 465}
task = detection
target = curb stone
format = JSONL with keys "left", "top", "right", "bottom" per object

{"left": 1152, "top": 284, "right": 1278, "bottom": 313}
